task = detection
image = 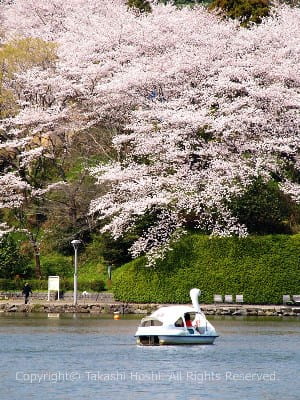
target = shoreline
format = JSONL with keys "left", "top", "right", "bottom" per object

{"left": 0, "top": 300, "right": 300, "bottom": 317}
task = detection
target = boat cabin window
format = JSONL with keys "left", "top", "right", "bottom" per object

{"left": 175, "top": 317, "right": 184, "bottom": 327}
{"left": 141, "top": 319, "right": 163, "bottom": 327}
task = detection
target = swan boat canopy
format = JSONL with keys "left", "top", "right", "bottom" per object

{"left": 135, "top": 288, "right": 218, "bottom": 345}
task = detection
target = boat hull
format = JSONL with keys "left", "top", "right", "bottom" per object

{"left": 136, "top": 335, "right": 218, "bottom": 346}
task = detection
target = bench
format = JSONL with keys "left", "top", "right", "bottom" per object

{"left": 235, "top": 294, "right": 244, "bottom": 304}
{"left": 283, "top": 295, "right": 300, "bottom": 306}
{"left": 224, "top": 295, "right": 233, "bottom": 303}
{"left": 214, "top": 294, "right": 223, "bottom": 304}
{"left": 292, "top": 295, "right": 300, "bottom": 306}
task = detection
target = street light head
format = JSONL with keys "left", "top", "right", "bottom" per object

{"left": 71, "top": 239, "right": 81, "bottom": 250}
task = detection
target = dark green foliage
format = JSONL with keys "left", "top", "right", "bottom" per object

{"left": 159, "top": 0, "right": 200, "bottom": 5}
{"left": 112, "top": 234, "right": 300, "bottom": 304}
{"left": 0, "top": 235, "right": 31, "bottom": 279}
{"left": 209, "top": 0, "right": 270, "bottom": 26}
{"left": 96, "top": 211, "right": 160, "bottom": 267}
{"left": 99, "top": 233, "right": 134, "bottom": 267}
{"left": 127, "top": 0, "right": 152, "bottom": 13}
{"left": 231, "top": 179, "right": 298, "bottom": 234}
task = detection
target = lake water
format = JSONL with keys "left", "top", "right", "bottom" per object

{"left": 0, "top": 313, "right": 299, "bottom": 400}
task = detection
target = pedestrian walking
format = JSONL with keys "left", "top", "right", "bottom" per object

{"left": 22, "top": 283, "right": 32, "bottom": 304}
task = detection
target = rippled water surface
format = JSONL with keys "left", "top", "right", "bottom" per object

{"left": 0, "top": 313, "right": 299, "bottom": 400}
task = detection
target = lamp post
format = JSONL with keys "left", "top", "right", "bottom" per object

{"left": 107, "top": 265, "right": 112, "bottom": 280}
{"left": 107, "top": 265, "right": 113, "bottom": 289}
{"left": 71, "top": 239, "right": 81, "bottom": 306}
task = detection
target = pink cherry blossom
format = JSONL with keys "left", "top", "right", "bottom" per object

{"left": 0, "top": 1, "right": 299, "bottom": 264}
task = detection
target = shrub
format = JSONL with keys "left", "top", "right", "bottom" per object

{"left": 231, "top": 179, "right": 297, "bottom": 234}
{"left": 87, "top": 280, "right": 105, "bottom": 292}
{"left": 59, "top": 278, "right": 105, "bottom": 292}
{"left": 0, "top": 235, "right": 31, "bottom": 279}
{"left": 112, "top": 234, "right": 300, "bottom": 304}
{"left": 0, "top": 278, "right": 105, "bottom": 292}
{"left": 40, "top": 253, "right": 73, "bottom": 277}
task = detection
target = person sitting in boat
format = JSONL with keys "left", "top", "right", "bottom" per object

{"left": 184, "top": 313, "right": 193, "bottom": 327}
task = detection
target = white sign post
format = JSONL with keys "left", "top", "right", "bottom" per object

{"left": 48, "top": 276, "right": 60, "bottom": 301}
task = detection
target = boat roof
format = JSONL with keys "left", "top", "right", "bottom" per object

{"left": 149, "top": 305, "right": 201, "bottom": 324}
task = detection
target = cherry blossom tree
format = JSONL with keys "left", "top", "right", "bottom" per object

{"left": 86, "top": 4, "right": 299, "bottom": 263}
{"left": 0, "top": 0, "right": 299, "bottom": 265}
{"left": 0, "top": 36, "right": 60, "bottom": 276}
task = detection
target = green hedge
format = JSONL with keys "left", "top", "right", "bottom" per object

{"left": 112, "top": 234, "right": 300, "bottom": 304}
{"left": 0, "top": 279, "right": 48, "bottom": 291}
{"left": 0, "top": 278, "right": 105, "bottom": 292}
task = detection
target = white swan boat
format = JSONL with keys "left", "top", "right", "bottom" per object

{"left": 135, "top": 288, "right": 218, "bottom": 345}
